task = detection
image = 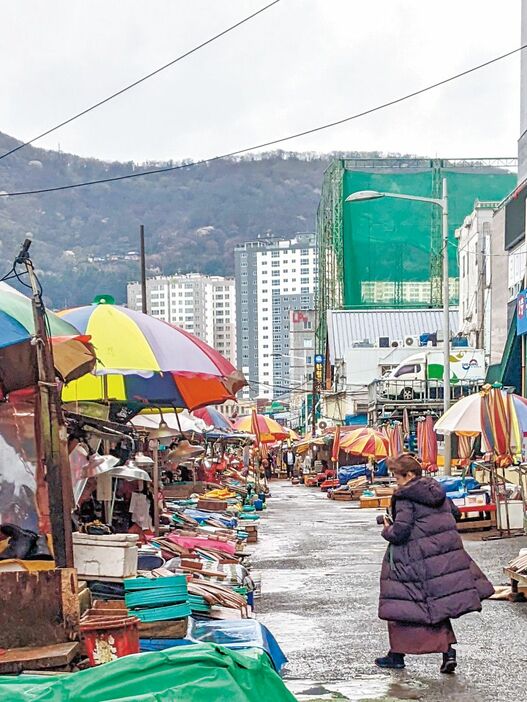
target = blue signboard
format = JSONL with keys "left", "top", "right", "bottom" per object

{"left": 517, "top": 291, "right": 527, "bottom": 335}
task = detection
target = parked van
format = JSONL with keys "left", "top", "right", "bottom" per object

{"left": 381, "top": 349, "right": 485, "bottom": 400}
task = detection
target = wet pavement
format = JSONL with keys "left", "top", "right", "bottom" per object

{"left": 253, "top": 481, "right": 527, "bottom": 702}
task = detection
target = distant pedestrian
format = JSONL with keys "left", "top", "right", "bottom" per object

{"left": 376, "top": 453, "right": 493, "bottom": 674}
{"left": 283, "top": 449, "right": 295, "bottom": 478}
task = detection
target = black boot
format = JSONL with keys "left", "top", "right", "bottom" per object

{"left": 440, "top": 646, "right": 457, "bottom": 674}
{"left": 0, "top": 524, "right": 38, "bottom": 560}
{"left": 375, "top": 652, "right": 405, "bottom": 669}
{"left": 26, "top": 535, "right": 54, "bottom": 561}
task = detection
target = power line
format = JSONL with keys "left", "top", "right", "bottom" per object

{"left": 1, "top": 40, "right": 524, "bottom": 198}
{"left": 0, "top": 0, "right": 280, "bottom": 162}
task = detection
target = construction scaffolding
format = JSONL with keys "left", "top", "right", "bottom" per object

{"left": 316, "top": 157, "right": 517, "bottom": 351}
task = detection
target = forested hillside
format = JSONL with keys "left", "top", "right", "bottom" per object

{"left": 0, "top": 131, "right": 385, "bottom": 307}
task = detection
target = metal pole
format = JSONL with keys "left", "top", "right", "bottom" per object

{"left": 152, "top": 441, "right": 160, "bottom": 536}
{"left": 140, "top": 224, "right": 147, "bottom": 314}
{"left": 305, "top": 381, "right": 309, "bottom": 435}
{"left": 442, "top": 178, "right": 452, "bottom": 475}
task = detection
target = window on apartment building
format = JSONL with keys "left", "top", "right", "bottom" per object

{"left": 271, "top": 251, "right": 279, "bottom": 257}
{"left": 272, "top": 280, "right": 279, "bottom": 286}
{"left": 301, "top": 278, "right": 309, "bottom": 285}
{"left": 301, "top": 258, "right": 309, "bottom": 265}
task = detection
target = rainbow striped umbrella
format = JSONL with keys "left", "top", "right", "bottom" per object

{"left": 480, "top": 386, "right": 514, "bottom": 467}
{"left": 233, "top": 413, "right": 289, "bottom": 443}
{"left": 340, "top": 427, "right": 389, "bottom": 459}
{"left": 0, "top": 282, "right": 95, "bottom": 393}
{"left": 59, "top": 302, "right": 246, "bottom": 410}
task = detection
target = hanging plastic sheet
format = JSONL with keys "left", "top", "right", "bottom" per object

{"left": 0, "top": 391, "right": 48, "bottom": 534}
{"left": 0, "top": 643, "right": 295, "bottom": 702}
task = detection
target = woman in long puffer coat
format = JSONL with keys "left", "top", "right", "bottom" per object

{"left": 376, "top": 454, "right": 494, "bottom": 674}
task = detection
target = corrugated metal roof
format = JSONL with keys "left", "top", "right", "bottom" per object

{"left": 328, "top": 309, "right": 459, "bottom": 362}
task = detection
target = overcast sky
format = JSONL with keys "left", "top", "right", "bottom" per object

{"left": 0, "top": 1, "right": 522, "bottom": 164}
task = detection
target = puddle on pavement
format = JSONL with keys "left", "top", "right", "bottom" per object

{"left": 287, "top": 675, "right": 427, "bottom": 702}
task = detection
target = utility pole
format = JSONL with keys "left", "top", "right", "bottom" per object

{"left": 441, "top": 178, "right": 452, "bottom": 475}
{"left": 16, "top": 240, "right": 74, "bottom": 568}
{"left": 140, "top": 224, "right": 147, "bottom": 314}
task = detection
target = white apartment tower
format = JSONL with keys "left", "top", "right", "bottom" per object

{"left": 234, "top": 234, "right": 318, "bottom": 400}
{"left": 127, "top": 274, "right": 237, "bottom": 365}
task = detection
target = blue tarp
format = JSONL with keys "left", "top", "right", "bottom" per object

{"left": 140, "top": 618, "right": 287, "bottom": 673}
{"left": 183, "top": 509, "right": 237, "bottom": 529}
{"left": 338, "top": 466, "right": 371, "bottom": 485}
{"left": 435, "top": 475, "right": 480, "bottom": 493}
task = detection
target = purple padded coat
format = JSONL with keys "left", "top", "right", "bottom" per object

{"left": 378, "top": 477, "right": 494, "bottom": 625}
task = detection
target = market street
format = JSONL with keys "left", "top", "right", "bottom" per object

{"left": 255, "top": 482, "right": 527, "bottom": 702}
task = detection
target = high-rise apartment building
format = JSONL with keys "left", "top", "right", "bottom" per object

{"left": 127, "top": 274, "right": 236, "bottom": 365}
{"left": 234, "top": 234, "right": 317, "bottom": 400}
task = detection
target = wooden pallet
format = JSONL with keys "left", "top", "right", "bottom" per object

{"left": 0, "top": 642, "right": 80, "bottom": 675}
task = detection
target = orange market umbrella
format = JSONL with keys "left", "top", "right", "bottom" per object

{"left": 331, "top": 425, "right": 342, "bottom": 463}
{"left": 340, "top": 427, "right": 389, "bottom": 460}
{"left": 233, "top": 413, "right": 289, "bottom": 443}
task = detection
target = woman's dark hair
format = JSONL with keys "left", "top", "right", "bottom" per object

{"left": 387, "top": 453, "right": 423, "bottom": 478}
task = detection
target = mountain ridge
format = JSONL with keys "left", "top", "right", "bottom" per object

{"left": 0, "top": 130, "right": 410, "bottom": 307}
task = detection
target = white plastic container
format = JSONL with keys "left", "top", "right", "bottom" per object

{"left": 73, "top": 533, "right": 139, "bottom": 580}
{"left": 498, "top": 500, "right": 525, "bottom": 531}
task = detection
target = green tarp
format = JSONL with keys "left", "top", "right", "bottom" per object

{"left": 0, "top": 643, "right": 296, "bottom": 702}
{"left": 341, "top": 168, "right": 516, "bottom": 307}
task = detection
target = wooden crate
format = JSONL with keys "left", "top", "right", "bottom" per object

{"left": 0, "top": 569, "right": 80, "bottom": 649}
{"left": 359, "top": 496, "right": 391, "bottom": 509}
{"left": 331, "top": 492, "right": 353, "bottom": 501}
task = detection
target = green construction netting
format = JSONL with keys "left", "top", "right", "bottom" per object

{"left": 0, "top": 644, "right": 297, "bottom": 702}
{"left": 341, "top": 168, "right": 516, "bottom": 307}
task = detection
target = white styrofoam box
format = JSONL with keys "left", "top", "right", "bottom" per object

{"left": 498, "top": 500, "right": 525, "bottom": 531}
{"left": 73, "top": 533, "right": 139, "bottom": 579}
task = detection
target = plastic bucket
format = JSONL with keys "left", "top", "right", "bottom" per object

{"left": 80, "top": 615, "right": 140, "bottom": 666}
{"left": 253, "top": 499, "right": 263, "bottom": 511}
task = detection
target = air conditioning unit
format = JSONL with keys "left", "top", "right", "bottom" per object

{"left": 390, "top": 339, "right": 404, "bottom": 348}
{"left": 317, "top": 420, "right": 328, "bottom": 431}
{"left": 404, "top": 335, "right": 420, "bottom": 347}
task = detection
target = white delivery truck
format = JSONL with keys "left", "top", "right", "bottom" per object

{"left": 381, "top": 349, "right": 486, "bottom": 400}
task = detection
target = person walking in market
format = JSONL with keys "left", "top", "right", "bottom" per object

{"left": 376, "top": 453, "right": 494, "bottom": 674}
{"left": 283, "top": 448, "right": 296, "bottom": 479}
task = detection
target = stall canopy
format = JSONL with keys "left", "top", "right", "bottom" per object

{"left": 340, "top": 427, "right": 389, "bottom": 459}
{"left": 0, "top": 282, "right": 95, "bottom": 393}
{"left": 233, "top": 414, "right": 289, "bottom": 443}
{"left": 59, "top": 301, "right": 246, "bottom": 410}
